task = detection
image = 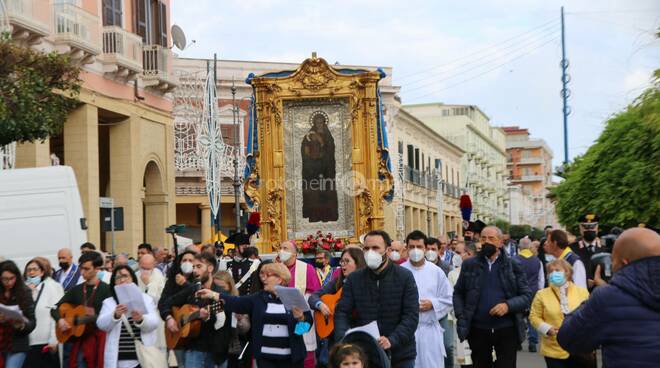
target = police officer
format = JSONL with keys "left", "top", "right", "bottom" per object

{"left": 570, "top": 214, "right": 607, "bottom": 290}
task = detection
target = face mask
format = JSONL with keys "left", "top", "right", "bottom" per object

{"left": 59, "top": 262, "right": 70, "bottom": 270}
{"left": 583, "top": 230, "right": 597, "bottom": 242}
{"left": 315, "top": 260, "right": 325, "bottom": 268}
{"left": 545, "top": 254, "right": 556, "bottom": 262}
{"left": 549, "top": 271, "right": 566, "bottom": 286}
{"left": 278, "top": 250, "right": 293, "bottom": 263}
{"left": 409, "top": 248, "right": 424, "bottom": 263}
{"left": 464, "top": 235, "right": 472, "bottom": 242}
{"left": 425, "top": 250, "right": 438, "bottom": 262}
{"left": 365, "top": 250, "right": 384, "bottom": 270}
{"left": 480, "top": 243, "right": 497, "bottom": 258}
{"left": 97, "top": 271, "right": 105, "bottom": 280}
{"left": 26, "top": 276, "right": 42, "bottom": 285}
{"left": 388, "top": 251, "right": 401, "bottom": 262}
{"left": 180, "top": 261, "right": 193, "bottom": 274}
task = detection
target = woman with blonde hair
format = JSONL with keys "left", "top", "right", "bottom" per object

{"left": 529, "top": 259, "right": 592, "bottom": 368}
{"left": 197, "top": 263, "right": 312, "bottom": 368}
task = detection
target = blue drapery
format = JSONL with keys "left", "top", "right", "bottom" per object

{"left": 242, "top": 68, "right": 395, "bottom": 208}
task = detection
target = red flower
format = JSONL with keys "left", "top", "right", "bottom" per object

{"left": 333, "top": 240, "right": 344, "bottom": 251}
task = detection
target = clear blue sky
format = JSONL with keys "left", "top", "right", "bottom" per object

{"left": 172, "top": 0, "right": 659, "bottom": 169}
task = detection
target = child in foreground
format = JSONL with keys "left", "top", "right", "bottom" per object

{"left": 329, "top": 343, "right": 368, "bottom": 368}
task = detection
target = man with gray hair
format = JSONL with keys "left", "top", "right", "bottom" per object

{"left": 514, "top": 236, "right": 544, "bottom": 352}
{"left": 453, "top": 226, "right": 532, "bottom": 368}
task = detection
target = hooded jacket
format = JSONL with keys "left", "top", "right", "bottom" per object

{"left": 558, "top": 256, "right": 660, "bottom": 367}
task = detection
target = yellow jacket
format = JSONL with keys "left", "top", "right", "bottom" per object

{"left": 529, "top": 282, "right": 589, "bottom": 359}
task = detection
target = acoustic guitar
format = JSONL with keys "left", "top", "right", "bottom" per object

{"left": 165, "top": 300, "right": 224, "bottom": 349}
{"left": 55, "top": 303, "right": 97, "bottom": 343}
{"left": 314, "top": 288, "right": 342, "bottom": 339}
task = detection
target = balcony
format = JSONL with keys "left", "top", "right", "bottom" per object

{"left": 5, "top": 0, "right": 50, "bottom": 44}
{"left": 517, "top": 156, "right": 544, "bottom": 165}
{"left": 142, "top": 45, "right": 177, "bottom": 92}
{"left": 52, "top": 3, "right": 101, "bottom": 63}
{"left": 512, "top": 175, "right": 544, "bottom": 182}
{"left": 101, "top": 26, "right": 143, "bottom": 78}
{"left": 404, "top": 166, "right": 439, "bottom": 191}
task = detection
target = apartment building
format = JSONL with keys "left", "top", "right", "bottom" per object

{"left": 502, "top": 126, "right": 558, "bottom": 228}
{"left": 405, "top": 103, "right": 509, "bottom": 223}
{"left": 7, "top": 0, "right": 177, "bottom": 254}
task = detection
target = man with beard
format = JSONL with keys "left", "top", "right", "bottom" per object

{"left": 570, "top": 214, "right": 607, "bottom": 289}
{"left": 453, "top": 226, "right": 532, "bottom": 368}
{"left": 161, "top": 252, "right": 227, "bottom": 367}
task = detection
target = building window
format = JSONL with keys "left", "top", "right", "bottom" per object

{"left": 407, "top": 144, "right": 414, "bottom": 168}
{"left": 398, "top": 140, "right": 403, "bottom": 154}
{"left": 135, "top": 0, "right": 167, "bottom": 45}
{"left": 102, "top": 0, "right": 122, "bottom": 26}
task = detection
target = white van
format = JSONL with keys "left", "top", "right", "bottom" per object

{"left": 0, "top": 166, "right": 86, "bottom": 270}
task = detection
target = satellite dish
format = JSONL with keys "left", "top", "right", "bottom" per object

{"left": 171, "top": 24, "right": 187, "bottom": 50}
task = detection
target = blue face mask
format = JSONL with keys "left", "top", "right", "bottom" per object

{"left": 26, "top": 276, "right": 42, "bottom": 285}
{"left": 97, "top": 271, "right": 106, "bottom": 280}
{"left": 549, "top": 271, "right": 566, "bottom": 286}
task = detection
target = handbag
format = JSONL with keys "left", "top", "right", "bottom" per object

{"left": 121, "top": 315, "right": 168, "bottom": 368}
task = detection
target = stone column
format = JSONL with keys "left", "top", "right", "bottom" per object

{"left": 200, "top": 203, "right": 211, "bottom": 243}
{"left": 15, "top": 140, "right": 50, "bottom": 168}
{"left": 108, "top": 116, "right": 141, "bottom": 255}
{"left": 64, "top": 104, "right": 100, "bottom": 245}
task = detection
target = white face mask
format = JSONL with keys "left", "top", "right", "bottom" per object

{"left": 409, "top": 248, "right": 424, "bottom": 263}
{"left": 452, "top": 255, "right": 463, "bottom": 268}
{"left": 278, "top": 250, "right": 293, "bottom": 263}
{"left": 425, "top": 250, "right": 438, "bottom": 262}
{"left": 366, "top": 250, "right": 384, "bottom": 270}
{"left": 180, "top": 261, "right": 193, "bottom": 274}
{"left": 388, "top": 251, "right": 401, "bottom": 262}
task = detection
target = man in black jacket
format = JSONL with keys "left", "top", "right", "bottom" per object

{"left": 453, "top": 226, "right": 532, "bottom": 368}
{"left": 334, "top": 230, "right": 419, "bottom": 368}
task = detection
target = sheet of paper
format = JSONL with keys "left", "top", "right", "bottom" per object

{"left": 0, "top": 303, "right": 28, "bottom": 323}
{"left": 115, "top": 283, "right": 147, "bottom": 314}
{"left": 274, "top": 286, "right": 310, "bottom": 312}
{"left": 345, "top": 320, "right": 380, "bottom": 340}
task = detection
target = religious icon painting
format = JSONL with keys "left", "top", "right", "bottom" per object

{"left": 284, "top": 98, "right": 355, "bottom": 239}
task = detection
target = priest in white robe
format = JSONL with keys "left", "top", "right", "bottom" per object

{"left": 402, "top": 231, "right": 454, "bottom": 368}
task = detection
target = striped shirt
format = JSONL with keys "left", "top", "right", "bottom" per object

{"left": 118, "top": 316, "right": 141, "bottom": 361}
{"left": 260, "top": 296, "right": 291, "bottom": 360}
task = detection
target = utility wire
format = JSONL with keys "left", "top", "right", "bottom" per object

{"left": 397, "top": 18, "right": 560, "bottom": 81}
{"left": 403, "top": 31, "right": 559, "bottom": 95}
{"left": 405, "top": 36, "right": 560, "bottom": 102}
{"left": 401, "top": 22, "right": 561, "bottom": 87}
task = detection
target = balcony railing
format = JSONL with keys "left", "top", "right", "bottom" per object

{"left": 52, "top": 3, "right": 101, "bottom": 55}
{"left": 404, "top": 166, "right": 439, "bottom": 191}
{"left": 6, "top": 0, "right": 50, "bottom": 39}
{"left": 518, "top": 156, "right": 544, "bottom": 165}
{"left": 102, "top": 26, "right": 143, "bottom": 73}
{"left": 143, "top": 44, "right": 177, "bottom": 89}
{"left": 512, "top": 175, "right": 544, "bottom": 182}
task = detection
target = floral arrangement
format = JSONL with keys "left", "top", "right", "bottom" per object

{"left": 301, "top": 231, "right": 344, "bottom": 254}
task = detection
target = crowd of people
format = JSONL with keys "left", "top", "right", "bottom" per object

{"left": 0, "top": 216, "right": 658, "bottom": 368}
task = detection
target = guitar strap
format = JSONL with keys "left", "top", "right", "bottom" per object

{"left": 34, "top": 282, "right": 45, "bottom": 306}
{"left": 235, "top": 260, "right": 261, "bottom": 289}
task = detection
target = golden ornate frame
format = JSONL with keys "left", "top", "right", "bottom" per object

{"left": 248, "top": 55, "right": 393, "bottom": 252}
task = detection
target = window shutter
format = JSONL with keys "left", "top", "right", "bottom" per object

{"left": 157, "top": 1, "right": 168, "bottom": 46}
{"left": 135, "top": 0, "right": 148, "bottom": 42}
{"left": 102, "top": 0, "right": 122, "bottom": 26}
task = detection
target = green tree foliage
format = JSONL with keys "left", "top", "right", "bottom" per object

{"left": 551, "top": 82, "right": 660, "bottom": 233}
{"left": 492, "top": 219, "right": 511, "bottom": 234}
{"left": 509, "top": 224, "right": 532, "bottom": 240}
{"left": 0, "top": 40, "right": 81, "bottom": 146}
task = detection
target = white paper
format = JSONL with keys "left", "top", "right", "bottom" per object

{"left": 274, "top": 286, "right": 310, "bottom": 312}
{"left": 0, "top": 303, "right": 28, "bottom": 323}
{"left": 345, "top": 321, "right": 380, "bottom": 341}
{"left": 115, "top": 283, "right": 147, "bottom": 314}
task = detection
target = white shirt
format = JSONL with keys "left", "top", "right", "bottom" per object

{"left": 572, "top": 259, "right": 587, "bottom": 289}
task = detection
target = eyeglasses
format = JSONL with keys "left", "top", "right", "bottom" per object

{"left": 26, "top": 267, "right": 41, "bottom": 273}
{"left": 1, "top": 276, "right": 16, "bottom": 282}
{"left": 115, "top": 274, "right": 131, "bottom": 281}
{"left": 339, "top": 259, "right": 352, "bottom": 265}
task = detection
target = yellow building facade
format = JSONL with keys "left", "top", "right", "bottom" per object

{"left": 9, "top": 0, "right": 177, "bottom": 255}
